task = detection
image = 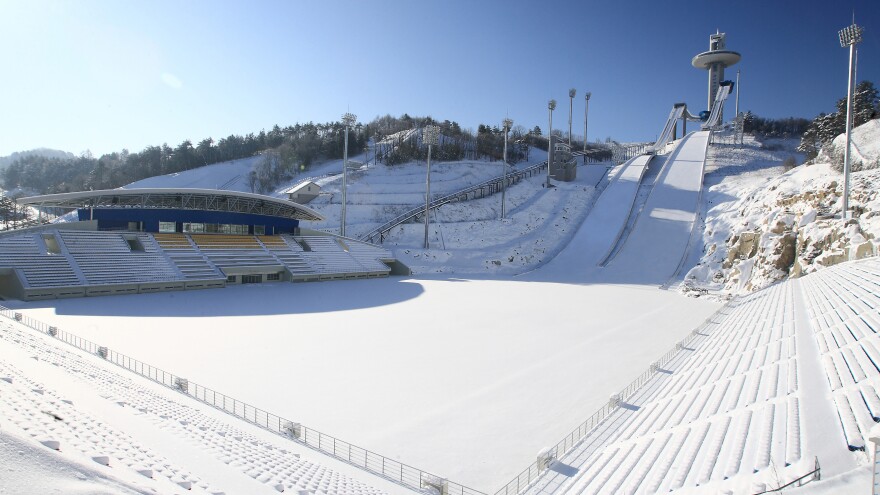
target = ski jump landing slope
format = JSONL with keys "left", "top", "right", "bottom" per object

{"left": 602, "top": 130, "right": 709, "bottom": 285}
{"left": 530, "top": 131, "right": 709, "bottom": 286}
{"left": 527, "top": 154, "right": 653, "bottom": 280}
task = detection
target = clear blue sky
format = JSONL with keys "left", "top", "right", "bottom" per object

{"left": 1, "top": 0, "right": 877, "bottom": 157}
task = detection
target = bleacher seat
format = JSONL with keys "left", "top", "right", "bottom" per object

{"left": 525, "top": 282, "right": 801, "bottom": 494}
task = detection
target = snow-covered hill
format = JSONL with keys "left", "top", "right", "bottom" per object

{"left": 683, "top": 120, "right": 880, "bottom": 298}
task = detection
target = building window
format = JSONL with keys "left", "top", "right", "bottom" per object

{"left": 254, "top": 225, "right": 266, "bottom": 235}
{"left": 242, "top": 274, "right": 261, "bottom": 284}
{"left": 266, "top": 272, "right": 280, "bottom": 281}
{"left": 226, "top": 275, "right": 237, "bottom": 283}
{"left": 183, "top": 222, "right": 205, "bottom": 233}
{"left": 159, "top": 221, "right": 176, "bottom": 233}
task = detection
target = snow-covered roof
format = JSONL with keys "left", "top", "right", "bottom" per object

{"left": 282, "top": 181, "right": 321, "bottom": 195}
{"left": 18, "top": 188, "right": 324, "bottom": 222}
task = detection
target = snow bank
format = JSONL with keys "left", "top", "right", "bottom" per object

{"left": 682, "top": 126, "right": 880, "bottom": 297}
{"left": 815, "top": 118, "right": 880, "bottom": 172}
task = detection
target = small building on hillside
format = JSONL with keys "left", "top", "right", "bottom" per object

{"left": 284, "top": 181, "right": 321, "bottom": 204}
{"left": 550, "top": 136, "right": 577, "bottom": 182}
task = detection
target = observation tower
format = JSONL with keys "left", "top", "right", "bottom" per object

{"left": 692, "top": 31, "right": 741, "bottom": 116}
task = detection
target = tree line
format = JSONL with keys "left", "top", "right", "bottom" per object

{"left": 797, "top": 80, "right": 879, "bottom": 159}
{"left": 1, "top": 122, "right": 370, "bottom": 195}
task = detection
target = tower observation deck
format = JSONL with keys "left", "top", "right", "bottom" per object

{"left": 692, "top": 31, "right": 741, "bottom": 119}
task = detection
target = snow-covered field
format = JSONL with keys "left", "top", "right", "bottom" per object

{"left": 6, "top": 276, "right": 719, "bottom": 488}
{"left": 3, "top": 120, "right": 880, "bottom": 494}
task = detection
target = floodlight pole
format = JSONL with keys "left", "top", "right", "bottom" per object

{"left": 547, "top": 99, "right": 556, "bottom": 188}
{"left": 568, "top": 88, "right": 576, "bottom": 147}
{"left": 501, "top": 118, "right": 513, "bottom": 219}
{"left": 839, "top": 22, "right": 863, "bottom": 219}
{"left": 734, "top": 70, "right": 741, "bottom": 117}
{"left": 423, "top": 125, "right": 440, "bottom": 249}
{"left": 584, "top": 92, "right": 591, "bottom": 159}
{"left": 341, "top": 112, "right": 356, "bottom": 237}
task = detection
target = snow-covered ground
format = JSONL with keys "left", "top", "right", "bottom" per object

{"left": 4, "top": 120, "right": 880, "bottom": 494}
{"left": 682, "top": 121, "right": 880, "bottom": 298}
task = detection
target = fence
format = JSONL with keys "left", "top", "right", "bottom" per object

{"left": 493, "top": 302, "right": 734, "bottom": 495}
{"left": 752, "top": 457, "right": 820, "bottom": 494}
{"left": 0, "top": 305, "right": 486, "bottom": 495}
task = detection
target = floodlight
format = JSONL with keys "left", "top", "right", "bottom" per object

{"left": 501, "top": 118, "right": 513, "bottom": 219}
{"left": 340, "top": 112, "right": 357, "bottom": 237}
{"left": 838, "top": 22, "right": 864, "bottom": 218}
{"left": 838, "top": 23, "right": 864, "bottom": 47}
{"left": 423, "top": 125, "right": 440, "bottom": 146}
{"left": 584, "top": 92, "right": 592, "bottom": 153}
{"left": 423, "top": 125, "right": 441, "bottom": 248}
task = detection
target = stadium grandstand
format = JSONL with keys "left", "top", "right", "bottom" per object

{"left": 0, "top": 188, "right": 406, "bottom": 301}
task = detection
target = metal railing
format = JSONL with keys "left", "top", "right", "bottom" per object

{"left": 493, "top": 303, "right": 734, "bottom": 495}
{"left": 752, "top": 457, "right": 820, "bottom": 494}
{"left": 360, "top": 160, "right": 551, "bottom": 244}
{"left": 0, "top": 305, "right": 486, "bottom": 495}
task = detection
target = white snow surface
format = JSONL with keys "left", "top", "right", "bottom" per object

{"left": 681, "top": 124, "right": 880, "bottom": 298}
{"left": 4, "top": 125, "right": 880, "bottom": 494}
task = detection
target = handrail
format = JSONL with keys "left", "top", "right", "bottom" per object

{"left": 0, "top": 305, "right": 487, "bottom": 495}
{"left": 493, "top": 301, "right": 735, "bottom": 495}
{"left": 752, "top": 457, "right": 820, "bottom": 494}
{"left": 359, "top": 160, "right": 551, "bottom": 244}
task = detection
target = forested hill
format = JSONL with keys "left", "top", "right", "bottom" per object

{"left": 0, "top": 114, "right": 537, "bottom": 196}
{"left": 0, "top": 148, "right": 74, "bottom": 170}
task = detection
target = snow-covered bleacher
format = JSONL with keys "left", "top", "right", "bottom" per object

{"left": 59, "top": 231, "right": 182, "bottom": 288}
{"left": 0, "top": 229, "right": 395, "bottom": 300}
{"left": 293, "top": 236, "right": 391, "bottom": 279}
{"left": 0, "top": 233, "right": 81, "bottom": 290}
{"left": 257, "top": 235, "right": 316, "bottom": 278}
{"left": 0, "top": 316, "right": 388, "bottom": 494}
{"left": 800, "top": 257, "right": 880, "bottom": 451}
{"left": 527, "top": 281, "right": 802, "bottom": 494}
{"left": 339, "top": 238, "right": 395, "bottom": 273}
{"left": 190, "top": 234, "right": 282, "bottom": 273}
{"left": 153, "top": 233, "right": 225, "bottom": 281}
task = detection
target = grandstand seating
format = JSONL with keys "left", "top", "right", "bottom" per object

{"left": 800, "top": 258, "right": 880, "bottom": 451}
{"left": 0, "top": 229, "right": 395, "bottom": 299}
{"left": 0, "top": 233, "right": 81, "bottom": 289}
{"left": 527, "top": 281, "right": 801, "bottom": 494}
{"left": 257, "top": 235, "right": 316, "bottom": 279}
{"left": 0, "top": 318, "right": 387, "bottom": 494}
{"left": 337, "top": 238, "right": 395, "bottom": 273}
{"left": 59, "top": 231, "right": 182, "bottom": 287}
{"left": 294, "top": 236, "right": 390, "bottom": 279}
{"left": 153, "top": 233, "right": 224, "bottom": 280}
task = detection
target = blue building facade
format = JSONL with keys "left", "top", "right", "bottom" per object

{"left": 77, "top": 208, "right": 299, "bottom": 235}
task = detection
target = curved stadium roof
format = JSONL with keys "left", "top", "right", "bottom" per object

{"left": 18, "top": 188, "right": 325, "bottom": 222}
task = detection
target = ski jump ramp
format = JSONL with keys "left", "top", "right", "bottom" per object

{"left": 603, "top": 130, "right": 709, "bottom": 285}
{"left": 531, "top": 130, "right": 709, "bottom": 286}
{"left": 530, "top": 154, "right": 653, "bottom": 279}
